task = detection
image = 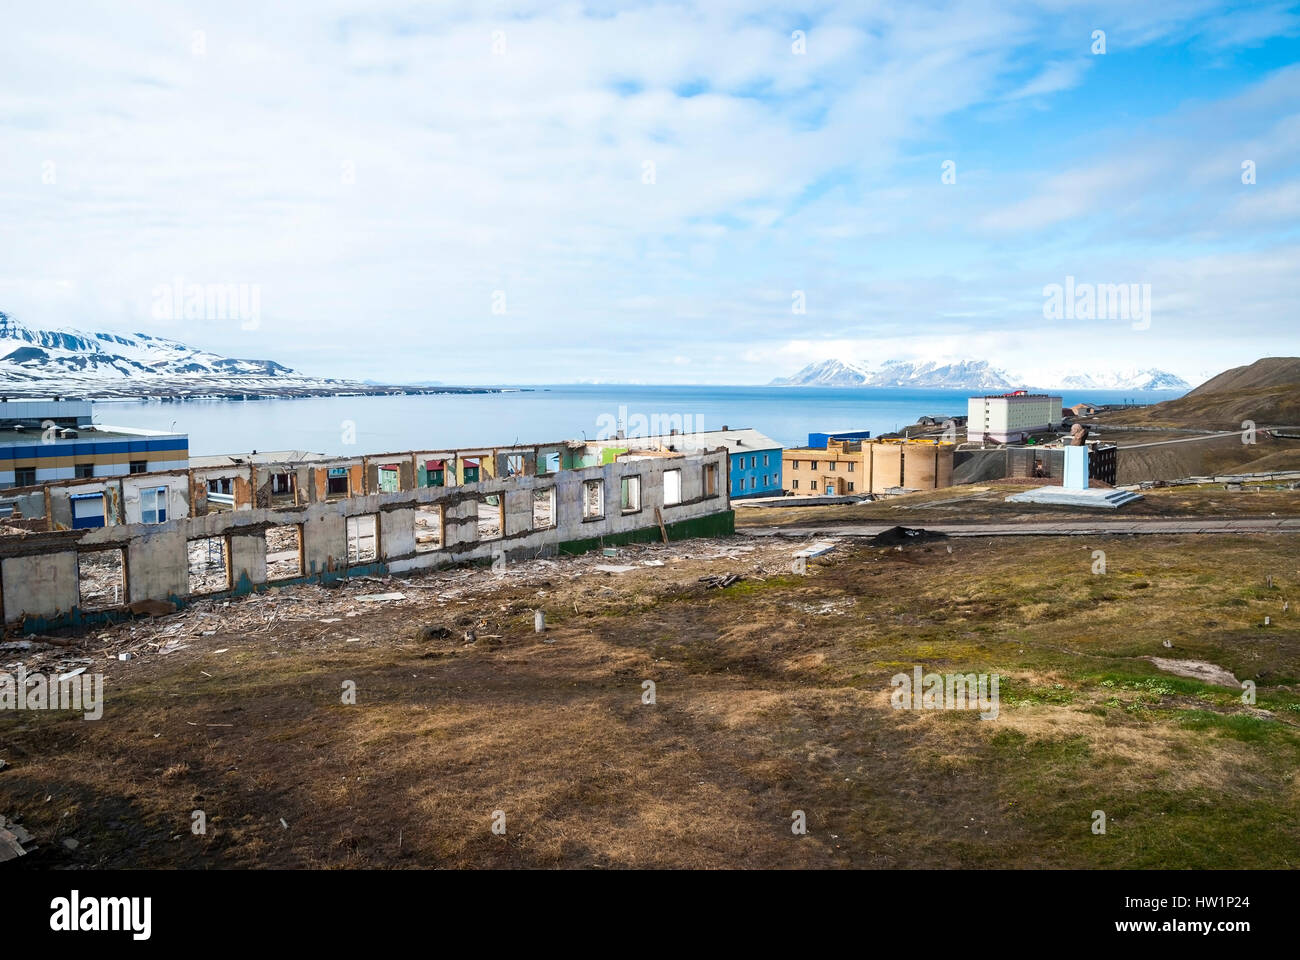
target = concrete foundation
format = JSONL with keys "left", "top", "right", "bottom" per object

{"left": 1004, "top": 487, "right": 1143, "bottom": 509}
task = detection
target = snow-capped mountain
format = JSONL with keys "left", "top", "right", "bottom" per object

{"left": 771, "top": 358, "right": 1017, "bottom": 390}
{"left": 1052, "top": 369, "right": 1191, "bottom": 391}
{"left": 0, "top": 312, "right": 295, "bottom": 380}
{"left": 771, "top": 357, "right": 1190, "bottom": 391}
{"left": 768, "top": 358, "right": 874, "bottom": 386}
{"left": 0, "top": 311, "right": 441, "bottom": 399}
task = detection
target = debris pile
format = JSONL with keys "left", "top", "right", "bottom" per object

{"left": 1, "top": 536, "right": 799, "bottom": 675}
{"left": 699, "top": 573, "right": 744, "bottom": 589}
{"left": 0, "top": 816, "right": 35, "bottom": 863}
{"left": 869, "top": 525, "right": 948, "bottom": 546}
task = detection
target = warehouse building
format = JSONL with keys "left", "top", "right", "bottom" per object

{"left": 0, "top": 399, "right": 187, "bottom": 490}
{"left": 783, "top": 437, "right": 956, "bottom": 497}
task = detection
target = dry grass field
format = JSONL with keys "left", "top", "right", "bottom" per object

{"left": 3, "top": 526, "right": 1298, "bottom": 869}
{"left": 737, "top": 480, "right": 1300, "bottom": 528}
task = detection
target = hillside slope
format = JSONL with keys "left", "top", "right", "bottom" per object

{"left": 1101, "top": 357, "right": 1300, "bottom": 428}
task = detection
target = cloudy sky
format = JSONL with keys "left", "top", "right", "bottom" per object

{"left": 1, "top": 0, "right": 1297, "bottom": 385}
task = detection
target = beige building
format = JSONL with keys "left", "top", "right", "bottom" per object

{"left": 782, "top": 439, "right": 865, "bottom": 496}
{"left": 865, "top": 439, "right": 954, "bottom": 493}
{"left": 783, "top": 438, "right": 955, "bottom": 497}
{"left": 967, "top": 392, "right": 1063, "bottom": 444}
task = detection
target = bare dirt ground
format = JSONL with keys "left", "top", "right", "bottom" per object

{"left": 2, "top": 530, "right": 1297, "bottom": 869}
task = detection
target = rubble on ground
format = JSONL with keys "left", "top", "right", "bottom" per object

{"left": 0, "top": 536, "right": 805, "bottom": 677}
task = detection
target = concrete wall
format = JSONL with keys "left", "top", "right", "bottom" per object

{"left": 869, "top": 444, "right": 903, "bottom": 493}
{"left": 125, "top": 528, "right": 187, "bottom": 603}
{"left": 122, "top": 473, "right": 191, "bottom": 524}
{"left": 900, "top": 443, "right": 955, "bottom": 491}
{"left": 0, "top": 450, "right": 731, "bottom": 629}
{"left": 2, "top": 551, "right": 78, "bottom": 625}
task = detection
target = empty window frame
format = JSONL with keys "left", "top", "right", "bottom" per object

{"left": 266, "top": 523, "right": 304, "bottom": 579}
{"left": 505, "top": 454, "right": 525, "bottom": 477}
{"left": 620, "top": 475, "right": 641, "bottom": 513}
{"left": 663, "top": 469, "right": 682, "bottom": 506}
{"left": 538, "top": 451, "right": 561, "bottom": 475}
{"left": 414, "top": 503, "right": 444, "bottom": 552}
{"left": 533, "top": 487, "right": 556, "bottom": 529}
{"left": 703, "top": 463, "right": 719, "bottom": 497}
{"left": 477, "top": 497, "right": 503, "bottom": 540}
{"left": 140, "top": 485, "right": 168, "bottom": 523}
{"left": 346, "top": 515, "right": 378, "bottom": 563}
{"left": 78, "top": 548, "right": 125, "bottom": 610}
{"left": 583, "top": 479, "right": 604, "bottom": 519}
{"left": 188, "top": 536, "right": 230, "bottom": 594}
{"left": 326, "top": 467, "right": 350, "bottom": 496}
{"left": 423, "top": 458, "right": 447, "bottom": 487}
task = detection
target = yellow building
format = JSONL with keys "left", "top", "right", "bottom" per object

{"left": 782, "top": 439, "right": 865, "bottom": 496}
{"left": 782, "top": 438, "right": 955, "bottom": 497}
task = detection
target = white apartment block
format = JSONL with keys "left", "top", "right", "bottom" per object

{"left": 967, "top": 392, "right": 1063, "bottom": 444}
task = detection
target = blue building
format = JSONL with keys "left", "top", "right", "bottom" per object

{"left": 715, "top": 429, "right": 784, "bottom": 498}
{"left": 806, "top": 429, "right": 871, "bottom": 448}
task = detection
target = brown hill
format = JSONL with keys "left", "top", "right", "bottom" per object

{"left": 1186, "top": 357, "right": 1300, "bottom": 397}
{"left": 1102, "top": 357, "right": 1300, "bottom": 428}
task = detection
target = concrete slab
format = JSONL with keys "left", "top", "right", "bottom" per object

{"left": 1004, "top": 487, "right": 1143, "bottom": 509}
{"left": 794, "top": 541, "right": 838, "bottom": 558}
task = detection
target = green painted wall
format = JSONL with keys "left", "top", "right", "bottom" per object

{"left": 556, "top": 509, "right": 734, "bottom": 555}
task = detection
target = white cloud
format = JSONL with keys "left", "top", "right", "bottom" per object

{"left": 0, "top": 1, "right": 1295, "bottom": 385}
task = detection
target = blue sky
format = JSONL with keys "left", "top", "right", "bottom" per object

{"left": 1, "top": 0, "right": 1297, "bottom": 385}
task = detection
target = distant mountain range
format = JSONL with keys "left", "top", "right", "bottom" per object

{"left": 770, "top": 358, "right": 1192, "bottom": 392}
{"left": 0, "top": 312, "right": 487, "bottom": 399}
{"left": 0, "top": 315, "right": 296, "bottom": 380}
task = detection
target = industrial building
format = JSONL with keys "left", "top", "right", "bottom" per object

{"left": 783, "top": 436, "right": 956, "bottom": 497}
{"left": 0, "top": 399, "right": 187, "bottom": 490}
{"left": 805, "top": 429, "right": 872, "bottom": 448}
{"left": 865, "top": 438, "right": 955, "bottom": 494}
{"left": 967, "top": 391, "right": 1064, "bottom": 444}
